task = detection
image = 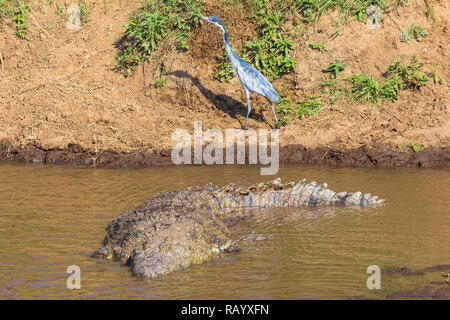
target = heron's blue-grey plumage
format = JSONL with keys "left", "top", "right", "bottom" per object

{"left": 201, "top": 16, "right": 279, "bottom": 128}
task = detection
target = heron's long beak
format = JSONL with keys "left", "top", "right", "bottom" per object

{"left": 200, "top": 17, "right": 207, "bottom": 21}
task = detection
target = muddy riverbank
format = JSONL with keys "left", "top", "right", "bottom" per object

{"left": 1, "top": 138, "right": 449, "bottom": 168}
{"left": 0, "top": 0, "right": 448, "bottom": 169}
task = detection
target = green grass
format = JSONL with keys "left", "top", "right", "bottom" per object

{"left": 400, "top": 23, "right": 427, "bottom": 42}
{"left": 410, "top": 141, "right": 424, "bottom": 152}
{"left": 309, "top": 41, "right": 327, "bottom": 52}
{"left": 277, "top": 96, "right": 294, "bottom": 126}
{"left": 1, "top": 1, "right": 33, "bottom": 39}
{"left": 295, "top": 95, "right": 321, "bottom": 117}
{"left": 116, "top": 0, "right": 204, "bottom": 74}
{"left": 345, "top": 73, "right": 403, "bottom": 105}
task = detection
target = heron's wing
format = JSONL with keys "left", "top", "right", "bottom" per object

{"left": 236, "top": 58, "right": 279, "bottom": 103}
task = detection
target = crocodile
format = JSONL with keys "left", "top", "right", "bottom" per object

{"left": 92, "top": 178, "right": 384, "bottom": 278}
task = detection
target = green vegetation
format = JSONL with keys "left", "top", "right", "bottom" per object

{"left": 79, "top": 0, "right": 92, "bottom": 25}
{"left": 385, "top": 54, "right": 431, "bottom": 88}
{"left": 213, "top": 0, "right": 296, "bottom": 82}
{"left": 278, "top": 96, "right": 294, "bottom": 126}
{"left": 345, "top": 74, "right": 381, "bottom": 104}
{"left": 344, "top": 73, "right": 403, "bottom": 104}
{"left": 295, "top": 95, "right": 321, "bottom": 117}
{"left": 342, "top": 54, "right": 435, "bottom": 105}
{"left": 116, "top": 0, "right": 204, "bottom": 74}
{"left": 1, "top": 0, "right": 32, "bottom": 39}
{"left": 0, "top": 0, "right": 19, "bottom": 18}
{"left": 244, "top": 1, "right": 296, "bottom": 80}
{"left": 320, "top": 78, "right": 345, "bottom": 104}
{"left": 380, "top": 75, "right": 403, "bottom": 101}
{"left": 309, "top": 41, "right": 327, "bottom": 52}
{"left": 56, "top": 6, "right": 63, "bottom": 16}
{"left": 400, "top": 23, "right": 427, "bottom": 42}
{"left": 410, "top": 141, "right": 424, "bottom": 152}
{"left": 277, "top": 94, "right": 321, "bottom": 126}
{"left": 425, "top": 5, "right": 435, "bottom": 22}
{"left": 12, "top": 4, "right": 30, "bottom": 38}
{"left": 294, "top": 0, "right": 402, "bottom": 34}
{"left": 153, "top": 76, "right": 167, "bottom": 88}
{"left": 215, "top": 49, "right": 236, "bottom": 83}
{"left": 322, "top": 59, "right": 346, "bottom": 78}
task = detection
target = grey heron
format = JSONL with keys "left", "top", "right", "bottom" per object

{"left": 200, "top": 16, "right": 280, "bottom": 129}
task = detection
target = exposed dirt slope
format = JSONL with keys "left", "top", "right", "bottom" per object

{"left": 0, "top": 0, "right": 449, "bottom": 167}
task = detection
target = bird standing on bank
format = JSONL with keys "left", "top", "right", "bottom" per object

{"left": 200, "top": 16, "right": 280, "bottom": 129}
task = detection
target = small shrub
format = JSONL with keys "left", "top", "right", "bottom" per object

{"left": 400, "top": 23, "right": 427, "bottom": 42}
{"left": 380, "top": 75, "right": 403, "bottom": 101}
{"left": 345, "top": 74, "right": 381, "bottom": 104}
{"left": 410, "top": 141, "right": 424, "bottom": 152}
{"left": 385, "top": 54, "right": 429, "bottom": 88}
{"left": 153, "top": 76, "right": 167, "bottom": 88}
{"left": 323, "top": 59, "right": 346, "bottom": 79}
{"left": 12, "top": 4, "right": 30, "bottom": 38}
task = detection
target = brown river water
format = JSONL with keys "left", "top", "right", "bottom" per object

{"left": 0, "top": 162, "right": 448, "bottom": 299}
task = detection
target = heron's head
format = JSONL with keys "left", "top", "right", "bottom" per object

{"left": 200, "top": 16, "right": 223, "bottom": 28}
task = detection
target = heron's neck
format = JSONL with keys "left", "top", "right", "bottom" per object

{"left": 220, "top": 25, "right": 239, "bottom": 66}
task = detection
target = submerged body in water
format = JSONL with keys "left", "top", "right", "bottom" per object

{"left": 93, "top": 178, "right": 384, "bottom": 278}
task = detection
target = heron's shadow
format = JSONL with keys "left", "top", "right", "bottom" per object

{"left": 167, "top": 70, "right": 266, "bottom": 127}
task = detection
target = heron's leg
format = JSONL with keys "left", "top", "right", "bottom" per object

{"left": 243, "top": 89, "right": 251, "bottom": 129}
{"left": 266, "top": 97, "right": 279, "bottom": 129}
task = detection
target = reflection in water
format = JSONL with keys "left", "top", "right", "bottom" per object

{"left": 0, "top": 163, "right": 448, "bottom": 299}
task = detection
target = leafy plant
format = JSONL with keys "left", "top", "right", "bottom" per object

{"left": 56, "top": 6, "right": 63, "bottom": 16}
{"left": 385, "top": 54, "right": 430, "bottom": 88}
{"left": 380, "top": 75, "right": 403, "bottom": 101}
{"left": 400, "top": 23, "right": 427, "bottom": 42}
{"left": 323, "top": 59, "right": 346, "bottom": 78}
{"left": 243, "top": 1, "right": 296, "bottom": 80}
{"left": 345, "top": 73, "right": 381, "bottom": 104}
{"left": 153, "top": 76, "right": 167, "bottom": 88}
{"left": 410, "top": 141, "right": 424, "bottom": 152}
{"left": 309, "top": 41, "right": 327, "bottom": 52}
{"left": 12, "top": 4, "right": 30, "bottom": 38}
